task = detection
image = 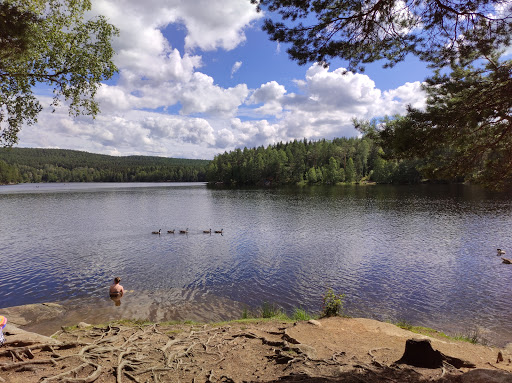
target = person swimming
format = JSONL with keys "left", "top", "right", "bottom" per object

{"left": 109, "top": 277, "right": 124, "bottom": 297}
{"left": 109, "top": 277, "right": 125, "bottom": 306}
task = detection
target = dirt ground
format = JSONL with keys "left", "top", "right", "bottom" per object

{"left": 2, "top": 316, "right": 512, "bottom": 383}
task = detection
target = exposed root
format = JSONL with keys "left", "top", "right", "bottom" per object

{"left": 0, "top": 320, "right": 507, "bottom": 383}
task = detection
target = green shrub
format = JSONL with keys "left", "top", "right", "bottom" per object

{"left": 241, "top": 307, "right": 252, "bottom": 319}
{"left": 321, "top": 288, "right": 345, "bottom": 317}
{"left": 260, "top": 301, "right": 282, "bottom": 318}
{"left": 292, "top": 307, "right": 312, "bottom": 321}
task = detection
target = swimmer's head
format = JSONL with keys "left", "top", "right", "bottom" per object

{"left": 114, "top": 277, "right": 121, "bottom": 284}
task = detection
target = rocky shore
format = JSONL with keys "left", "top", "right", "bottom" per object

{"left": 2, "top": 303, "right": 512, "bottom": 382}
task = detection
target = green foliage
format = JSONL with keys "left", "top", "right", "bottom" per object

{"left": 394, "top": 320, "right": 484, "bottom": 344}
{"left": 0, "top": 148, "right": 209, "bottom": 184}
{"left": 1, "top": 0, "right": 119, "bottom": 146}
{"left": 242, "top": 304, "right": 313, "bottom": 321}
{"left": 321, "top": 288, "right": 345, "bottom": 318}
{"left": 344, "top": 158, "right": 355, "bottom": 183}
{"left": 241, "top": 307, "right": 251, "bottom": 319}
{"left": 260, "top": 301, "right": 284, "bottom": 318}
{"left": 380, "top": 58, "right": 512, "bottom": 190}
{"left": 207, "top": 136, "right": 419, "bottom": 186}
{"left": 253, "top": 1, "right": 511, "bottom": 190}
{"left": 252, "top": 0, "right": 511, "bottom": 71}
{"left": 292, "top": 307, "right": 312, "bottom": 321}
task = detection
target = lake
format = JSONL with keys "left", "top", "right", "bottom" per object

{"left": 1, "top": 182, "right": 512, "bottom": 344}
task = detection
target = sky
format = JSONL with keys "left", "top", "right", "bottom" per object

{"left": 17, "top": 0, "right": 431, "bottom": 160}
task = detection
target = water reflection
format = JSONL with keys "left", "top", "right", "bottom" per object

{"left": 1, "top": 183, "right": 512, "bottom": 344}
{"left": 110, "top": 295, "right": 122, "bottom": 306}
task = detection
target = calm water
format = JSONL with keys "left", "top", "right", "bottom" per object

{"left": 1, "top": 182, "right": 512, "bottom": 344}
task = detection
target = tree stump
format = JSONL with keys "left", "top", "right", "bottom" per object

{"left": 395, "top": 338, "right": 476, "bottom": 369}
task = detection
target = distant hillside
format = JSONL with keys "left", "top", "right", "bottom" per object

{"left": 0, "top": 148, "right": 210, "bottom": 184}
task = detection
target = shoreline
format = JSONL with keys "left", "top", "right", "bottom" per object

{"left": 2, "top": 313, "right": 512, "bottom": 382}
{"left": 0, "top": 291, "right": 245, "bottom": 337}
{"left": 2, "top": 297, "right": 511, "bottom": 350}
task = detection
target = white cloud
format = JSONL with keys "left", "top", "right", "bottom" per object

{"left": 231, "top": 61, "right": 243, "bottom": 78}
{"left": 248, "top": 81, "right": 286, "bottom": 104}
{"left": 230, "top": 65, "right": 426, "bottom": 149}
{"left": 19, "top": 2, "right": 427, "bottom": 160}
{"left": 177, "top": 0, "right": 262, "bottom": 51}
{"left": 179, "top": 73, "right": 249, "bottom": 116}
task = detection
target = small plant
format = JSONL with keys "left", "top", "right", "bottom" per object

{"left": 260, "top": 301, "right": 282, "bottom": 318}
{"left": 292, "top": 307, "right": 312, "bottom": 321}
{"left": 241, "top": 307, "right": 252, "bottom": 319}
{"left": 321, "top": 288, "right": 345, "bottom": 317}
{"left": 395, "top": 319, "right": 413, "bottom": 331}
{"left": 454, "top": 329, "right": 481, "bottom": 344}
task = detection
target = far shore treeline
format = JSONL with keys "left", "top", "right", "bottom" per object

{"left": 0, "top": 148, "right": 209, "bottom": 184}
{"left": 0, "top": 133, "right": 422, "bottom": 186}
{"left": 206, "top": 135, "right": 421, "bottom": 186}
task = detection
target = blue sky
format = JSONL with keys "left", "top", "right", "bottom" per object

{"left": 18, "top": 0, "right": 430, "bottom": 159}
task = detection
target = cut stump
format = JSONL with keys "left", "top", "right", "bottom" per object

{"left": 395, "top": 338, "right": 476, "bottom": 369}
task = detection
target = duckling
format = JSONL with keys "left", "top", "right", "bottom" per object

{"left": 498, "top": 248, "right": 506, "bottom": 255}
{"left": 167, "top": 230, "right": 175, "bottom": 234}
{"left": 152, "top": 229, "right": 161, "bottom": 235}
{"left": 214, "top": 228, "right": 223, "bottom": 234}
{"left": 203, "top": 229, "right": 211, "bottom": 234}
{"left": 179, "top": 228, "right": 188, "bottom": 234}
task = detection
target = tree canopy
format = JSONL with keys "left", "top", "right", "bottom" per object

{"left": 0, "top": 148, "right": 209, "bottom": 184}
{"left": 380, "top": 57, "right": 512, "bottom": 189}
{"left": 0, "top": 0, "right": 119, "bottom": 147}
{"left": 252, "top": 0, "right": 512, "bottom": 71}
{"left": 206, "top": 136, "right": 421, "bottom": 186}
{"left": 254, "top": 0, "right": 512, "bottom": 189}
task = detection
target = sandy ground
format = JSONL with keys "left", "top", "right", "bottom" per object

{"left": 2, "top": 313, "right": 512, "bottom": 382}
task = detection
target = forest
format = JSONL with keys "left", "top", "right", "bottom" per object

{"left": 0, "top": 148, "right": 209, "bottom": 184}
{"left": 206, "top": 133, "right": 423, "bottom": 186}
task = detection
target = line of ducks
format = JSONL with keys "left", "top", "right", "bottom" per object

{"left": 151, "top": 228, "right": 223, "bottom": 235}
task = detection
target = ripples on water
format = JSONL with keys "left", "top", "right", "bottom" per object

{"left": 1, "top": 183, "right": 512, "bottom": 344}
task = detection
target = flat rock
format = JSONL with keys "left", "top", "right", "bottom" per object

{"left": 1, "top": 303, "right": 66, "bottom": 326}
{"left": 308, "top": 319, "right": 321, "bottom": 327}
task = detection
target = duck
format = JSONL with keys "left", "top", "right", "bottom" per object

{"left": 203, "top": 229, "right": 211, "bottom": 234}
{"left": 179, "top": 228, "right": 188, "bottom": 234}
{"left": 152, "top": 229, "right": 161, "bottom": 235}
{"left": 214, "top": 229, "right": 223, "bottom": 234}
{"left": 502, "top": 258, "right": 512, "bottom": 264}
{"left": 167, "top": 230, "right": 175, "bottom": 234}
{"left": 498, "top": 248, "right": 506, "bottom": 255}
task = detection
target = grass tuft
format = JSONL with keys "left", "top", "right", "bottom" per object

{"left": 292, "top": 307, "right": 312, "bottom": 321}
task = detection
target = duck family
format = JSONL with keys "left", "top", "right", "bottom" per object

{"left": 152, "top": 228, "right": 223, "bottom": 235}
